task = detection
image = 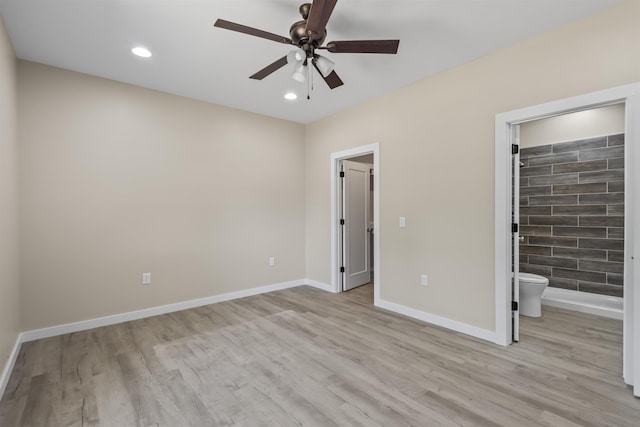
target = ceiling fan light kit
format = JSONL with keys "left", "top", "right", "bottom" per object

{"left": 213, "top": 0, "right": 399, "bottom": 96}
{"left": 287, "top": 49, "right": 306, "bottom": 65}
{"left": 292, "top": 62, "right": 307, "bottom": 83}
{"left": 314, "top": 55, "right": 334, "bottom": 77}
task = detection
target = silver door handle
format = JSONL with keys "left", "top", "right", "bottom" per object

{"left": 519, "top": 236, "right": 525, "bottom": 242}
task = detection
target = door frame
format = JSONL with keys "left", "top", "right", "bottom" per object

{"left": 511, "top": 124, "right": 521, "bottom": 342}
{"left": 331, "top": 143, "right": 380, "bottom": 303}
{"left": 494, "top": 82, "right": 640, "bottom": 396}
{"left": 341, "top": 159, "right": 373, "bottom": 291}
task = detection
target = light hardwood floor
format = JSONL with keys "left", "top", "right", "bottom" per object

{"left": 1, "top": 284, "right": 639, "bottom": 426}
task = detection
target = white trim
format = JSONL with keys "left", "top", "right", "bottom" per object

{"left": 21, "top": 279, "right": 304, "bottom": 342}
{"left": 377, "top": 298, "right": 497, "bottom": 344}
{"left": 0, "top": 333, "right": 22, "bottom": 399}
{"left": 495, "top": 83, "right": 638, "bottom": 125}
{"left": 494, "top": 114, "right": 513, "bottom": 347}
{"left": 303, "top": 279, "right": 335, "bottom": 293}
{"left": 626, "top": 92, "right": 640, "bottom": 396}
{"left": 495, "top": 82, "right": 640, "bottom": 394}
{"left": 542, "top": 287, "right": 623, "bottom": 320}
{"left": 330, "top": 143, "right": 380, "bottom": 304}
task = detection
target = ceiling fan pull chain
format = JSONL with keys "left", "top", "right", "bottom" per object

{"left": 307, "top": 64, "right": 312, "bottom": 100}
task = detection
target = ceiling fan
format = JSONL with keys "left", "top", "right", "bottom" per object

{"left": 214, "top": 0, "right": 400, "bottom": 92}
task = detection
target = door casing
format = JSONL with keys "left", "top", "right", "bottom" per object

{"left": 331, "top": 143, "right": 380, "bottom": 304}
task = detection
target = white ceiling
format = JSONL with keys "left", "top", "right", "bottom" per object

{"left": 0, "top": 0, "right": 622, "bottom": 124}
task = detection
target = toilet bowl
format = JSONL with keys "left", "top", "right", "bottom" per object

{"left": 519, "top": 273, "right": 549, "bottom": 317}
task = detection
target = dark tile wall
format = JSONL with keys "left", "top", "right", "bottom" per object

{"left": 519, "top": 134, "right": 624, "bottom": 297}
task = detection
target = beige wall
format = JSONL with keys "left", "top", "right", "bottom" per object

{"left": 305, "top": 0, "right": 640, "bottom": 331}
{"left": 18, "top": 62, "right": 306, "bottom": 330}
{"left": 0, "top": 16, "right": 20, "bottom": 370}
{"left": 521, "top": 103, "right": 625, "bottom": 148}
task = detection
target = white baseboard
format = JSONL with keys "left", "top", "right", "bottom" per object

{"left": 3, "top": 281, "right": 499, "bottom": 398}
{"left": 376, "top": 298, "right": 497, "bottom": 344}
{"left": 303, "top": 279, "right": 335, "bottom": 293}
{"left": 0, "top": 333, "right": 23, "bottom": 399}
{"left": 21, "top": 279, "right": 305, "bottom": 343}
{"left": 542, "top": 287, "right": 623, "bottom": 320}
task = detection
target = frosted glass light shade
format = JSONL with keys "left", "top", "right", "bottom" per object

{"left": 287, "top": 49, "right": 305, "bottom": 65}
{"left": 292, "top": 63, "right": 306, "bottom": 82}
{"left": 315, "top": 55, "right": 334, "bottom": 77}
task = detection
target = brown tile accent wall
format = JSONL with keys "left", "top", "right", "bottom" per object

{"left": 519, "top": 134, "right": 624, "bottom": 297}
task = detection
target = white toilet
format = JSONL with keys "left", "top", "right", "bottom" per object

{"left": 519, "top": 273, "right": 549, "bottom": 317}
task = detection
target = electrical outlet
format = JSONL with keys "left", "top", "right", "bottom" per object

{"left": 399, "top": 216, "right": 406, "bottom": 228}
{"left": 142, "top": 272, "right": 151, "bottom": 285}
{"left": 268, "top": 257, "right": 275, "bottom": 267}
{"left": 420, "top": 274, "right": 428, "bottom": 286}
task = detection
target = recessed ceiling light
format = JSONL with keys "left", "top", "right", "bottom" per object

{"left": 284, "top": 92, "right": 297, "bottom": 100}
{"left": 131, "top": 47, "right": 152, "bottom": 58}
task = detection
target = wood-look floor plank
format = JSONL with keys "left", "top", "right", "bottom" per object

{"left": 1, "top": 284, "right": 639, "bottom": 426}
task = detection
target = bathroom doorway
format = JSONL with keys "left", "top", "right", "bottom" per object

{"left": 516, "top": 104, "right": 625, "bottom": 341}
{"left": 494, "top": 83, "right": 640, "bottom": 396}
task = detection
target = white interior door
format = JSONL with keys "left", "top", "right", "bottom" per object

{"left": 342, "top": 160, "right": 371, "bottom": 291}
{"left": 511, "top": 125, "right": 520, "bottom": 342}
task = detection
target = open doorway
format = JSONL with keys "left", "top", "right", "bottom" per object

{"left": 513, "top": 105, "right": 626, "bottom": 340}
{"left": 330, "top": 143, "right": 380, "bottom": 304}
{"left": 495, "top": 83, "right": 640, "bottom": 396}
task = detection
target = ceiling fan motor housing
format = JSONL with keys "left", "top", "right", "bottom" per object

{"left": 290, "top": 20, "right": 326, "bottom": 48}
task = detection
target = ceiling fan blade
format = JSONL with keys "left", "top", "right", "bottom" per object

{"left": 214, "top": 19, "right": 293, "bottom": 45}
{"left": 324, "top": 40, "right": 400, "bottom": 54}
{"left": 305, "top": 0, "right": 338, "bottom": 42}
{"left": 312, "top": 61, "right": 344, "bottom": 89}
{"left": 249, "top": 56, "right": 289, "bottom": 80}
{"left": 322, "top": 70, "right": 344, "bottom": 89}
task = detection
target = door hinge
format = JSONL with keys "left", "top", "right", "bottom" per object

{"left": 340, "top": 219, "right": 345, "bottom": 225}
{"left": 512, "top": 301, "right": 519, "bottom": 311}
{"left": 339, "top": 171, "right": 345, "bottom": 178}
{"left": 340, "top": 266, "right": 345, "bottom": 273}
{"left": 512, "top": 223, "right": 518, "bottom": 233}
{"left": 512, "top": 144, "right": 519, "bottom": 155}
